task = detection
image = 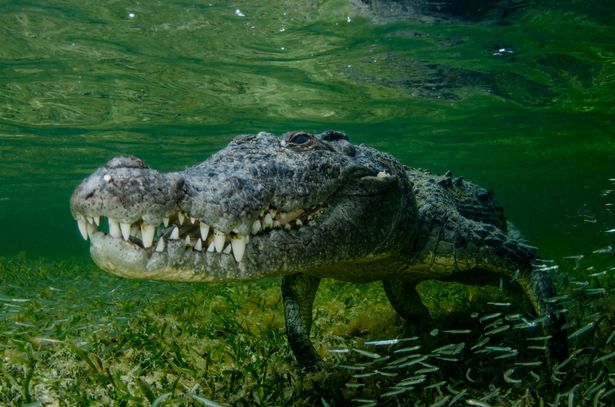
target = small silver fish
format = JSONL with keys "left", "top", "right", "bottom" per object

{"left": 593, "top": 245, "right": 613, "bottom": 254}
{"left": 380, "top": 387, "right": 411, "bottom": 397}
{"left": 352, "top": 348, "right": 382, "bottom": 359}
{"left": 485, "top": 325, "right": 511, "bottom": 336}
{"left": 393, "top": 345, "right": 421, "bottom": 354}
{"left": 486, "top": 302, "right": 511, "bottom": 307}
{"left": 479, "top": 313, "right": 502, "bottom": 323}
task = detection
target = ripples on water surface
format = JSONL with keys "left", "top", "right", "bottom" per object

{"left": 0, "top": 0, "right": 613, "bottom": 404}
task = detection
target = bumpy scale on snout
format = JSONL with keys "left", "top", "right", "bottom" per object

{"left": 70, "top": 130, "right": 567, "bottom": 367}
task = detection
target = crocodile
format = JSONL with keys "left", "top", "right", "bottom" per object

{"left": 70, "top": 130, "right": 567, "bottom": 366}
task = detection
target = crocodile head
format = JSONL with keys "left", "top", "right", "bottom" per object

{"left": 70, "top": 131, "right": 417, "bottom": 282}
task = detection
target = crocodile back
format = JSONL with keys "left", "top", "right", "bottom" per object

{"left": 407, "top": 168, "right": 508, "bottom": 232}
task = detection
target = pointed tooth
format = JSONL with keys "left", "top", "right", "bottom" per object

{"left": 170, "top": 226, "right": 180, "bottom": 240}
{"left": 86, "top": 217, "right": 94, "bottom": 224}
{"left": 207, "top": 241, "right": 215, "bottom": 252}
{"left": 184, "top": 235, "right": 192, "bottom": 246}
{"left": 274, "top": 220, "right": 281, "bottom": 228}
{"left": 109, "top": 218, "right": 121, "bottom": 239}
{"left": 93, "top": 215, "right": 100, "bottom": 226}
{"left": 155, "top": 238, "right": 165, "bottom": 252}
{"left": 296, "top": 219, "right": 303, "bottom": 227}
{"left": 200, "top": 223, "right": 210, "bottom": 241}
{"left": 87, "top": 222, "right": 97, "bottom": 238}
{"left": 178, "top": 212, "right": 185, "bottom": 225}
{"left": 163, "top": 217, "right": 169, "bottom": 227}
{"left": 223, "top": 244, "right": 231, "bottom": 254}
{"left": 141, "top": 224, "right": 156, "bottom": 248}
{"left": 263, "top": 213, "right": 273, "bottom": 229}
{"left": 214, "top": 230, "right": 225, "bottom": 252}
{"left": 190, "top": 217, "right": 196, "bottom": 224}
{"left": 120, "top": 223, "right": 131, "bottom": 241}
{"left": 251, "top": 219, "right": 261, "bottom": 235}
{"left": 231, "top": 235, "right": 246, "bottom": 262}
{"left": 195, "top": 238, "right": 203, "bottom": 251}
{"left": 77, "top": 219, "right": 88, "bottom": 240}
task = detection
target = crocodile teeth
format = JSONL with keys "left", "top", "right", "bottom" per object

{"left": 231, "top": 236, "right": 247, "bottom": 262}
{"left": 200, "top": 223, "right": 210, "bottom": 241}
{"left": 155, "top": 238, "right": 165, "bottom": 252}
{"left": 170, "top": 226, "right": 180, "bottom": 240}
{"left": 195, "top": 238, "right": 203, "bottom": 251}
{"left": 178, "top": 212, "right": 185, "bottom": 225}
{"left": 93, "top": 215, "right": 100, "bottom": 226}
{"left": 109, "top": 218, "right": 121, "bottom": 239}
{"left": 77, "top": 218, "right": 88, "bottom": 240}
{"left": 190, "top": 217, "right": 196, "bottom": 224}
{"left": 184, "top": 235, "right": 192, "bottom": 246}
{"left": 120, "top": 223, "right": 131, "bottom": 241}
{"left": 87, "top": 222, "right": 97, "bottom": 237}
{"left": 141, "top": 224, "right": 156, "bottom": 248}
{"left": 214, "top": 230, "right": 225, "bottom": 253}
{"left": 207, "top": 241, "right": 215, "bottom": 252}
{"left": 223, "top": 244, "right": 232, "bottom": 254}
{"left": 251, "top": 219, "right": 261, "bottom": 235}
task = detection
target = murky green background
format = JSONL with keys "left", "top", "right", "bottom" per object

{"left": 0, "top": 0, "right": 613, "bottom": 263}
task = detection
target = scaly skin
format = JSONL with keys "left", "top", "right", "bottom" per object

{"left": 70, "top": 130, "right": 567, "bottom": 366}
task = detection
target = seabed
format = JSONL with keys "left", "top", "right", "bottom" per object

{"left": 0, "top": 252, "right": 613, "bottom": 406}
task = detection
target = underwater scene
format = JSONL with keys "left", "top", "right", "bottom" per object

{"left": 0, "top": 0, "right": 613, "bottom": 405}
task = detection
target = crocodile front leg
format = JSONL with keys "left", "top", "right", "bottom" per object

{"left": 282, "top": 273, "right": 321, "bottom": 367}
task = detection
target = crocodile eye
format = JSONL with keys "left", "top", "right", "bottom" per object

{"left": 289, "top": 132, "right": 312, "bottom": 145}
{"left": 282, "top": 131, "right": 316, "bottom": 149}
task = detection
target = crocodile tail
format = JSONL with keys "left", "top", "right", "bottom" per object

{"left": 518, "top": 268, "right": 568, "bottom": 362}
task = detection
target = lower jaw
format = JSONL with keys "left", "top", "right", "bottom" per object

{"left": 88, "top": 232, "right": 245, "bottom": 282}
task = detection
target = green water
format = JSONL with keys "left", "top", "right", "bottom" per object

{"left": 0, "top": 0, "right": 614, "bottom": 404}
{"left": 0, "top": 0, "right": 613, "bottom": 260}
